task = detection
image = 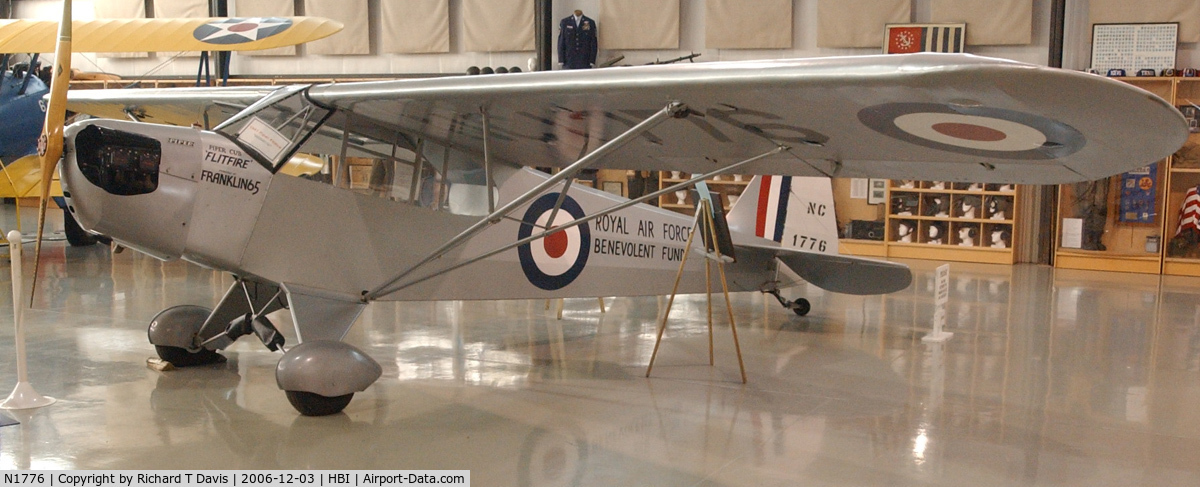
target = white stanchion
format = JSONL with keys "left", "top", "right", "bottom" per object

{"left": 1, "top": 230, "right": 56, "bottom": 410}
{"left": 921, "top": 263, "right": 954, "bottom": 343}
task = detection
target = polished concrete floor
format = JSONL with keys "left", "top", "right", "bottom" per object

{"left": 0, "top": 209, "right": 1199, "bottom": 485}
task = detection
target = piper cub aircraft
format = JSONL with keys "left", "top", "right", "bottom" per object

{"left": 45, "top": 50, "right": 1186, "bottom": 415}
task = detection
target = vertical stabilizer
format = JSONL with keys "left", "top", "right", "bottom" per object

{"left": 727, "top": 175, "right": 840, "bottom": 255}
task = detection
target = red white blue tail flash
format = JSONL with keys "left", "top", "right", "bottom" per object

{"left": 727, "top": 175, "right": 840, "bottom": 256}
{"left": 755, "top": 175, "right": 792, "bottom": 243}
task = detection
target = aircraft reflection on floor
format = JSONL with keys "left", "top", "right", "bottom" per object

{"left": 1, "top": 236, "right": 1199, "bottom": 483}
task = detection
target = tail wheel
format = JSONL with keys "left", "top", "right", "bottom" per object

{"left": 285, "top": 390, "right": 353, "bottom": 416}
{"left": 792, "top": 298, "right": 811, "bottom": 316}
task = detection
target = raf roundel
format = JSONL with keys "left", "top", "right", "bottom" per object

{"left": 858, "top": 102, "right": 1086, "bottom": 160}
{"left": 193, "top": 17, "right": 293, "bottom": 45}
{"left": 517, "top": 193, "right": 591, "bottom": 291}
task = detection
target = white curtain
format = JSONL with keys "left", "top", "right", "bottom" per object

{"left": 817, "top": 0, "right": 910, "bottom": 48}
{"left": 599, "top": 0, "right": 679, "bottom": 50}
{"left": 706, "top": 0, "right": 792, "bottom": 49}
{"left": 304, "top": 0, "right": 370, "bottom": 55}
{"left": 94, "top": 0, "right": 148, "bottom": 58}
{"left": 153, "top": 0, "right": 208, "bottom": 18}
{"left": 381, "top": 0, "right": 449, "bottom": 54}
{"left": 462, "top": 0, "right": 534, "bottom": 52}
{"left": 931, "top": 0, "right": 1032, "bottom": 45}
{"left": 1090, "top": 0, "right": 1200, "bottom": 43}
{"left": 153, "top": 0, "right": 209, "bottom": 57}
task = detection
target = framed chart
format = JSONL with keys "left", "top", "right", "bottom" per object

{"left": 1091, "top": 23, "right": 1178, "bottom": 74}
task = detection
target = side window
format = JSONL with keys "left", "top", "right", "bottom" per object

{"left": 215, "top": 86, "right": 330, "bottom": 172}
{"left": 73, "top": 125, "right": 161, "bottom": 196}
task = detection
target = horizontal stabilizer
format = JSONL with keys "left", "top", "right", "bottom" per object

{"left": 739, "top": 243, "right": 912, "bottom": 295}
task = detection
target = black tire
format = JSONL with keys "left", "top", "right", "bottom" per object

{"left": 63, "top": 210, "right": 99, "bottom": 247}
{"left": 154, "top": 345, "right": 225, "bottom": 367}
{"left": 286, "top": 390, "right": 353, "bottom": 416}
{"left": 792, "top": 298, "right": 811, "bottom": 317}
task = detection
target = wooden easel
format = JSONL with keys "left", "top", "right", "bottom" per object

{"left": 645, "top": 198, "right": 747, "bottom": 383}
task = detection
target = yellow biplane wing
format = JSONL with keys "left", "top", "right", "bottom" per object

{"left": 0, "top": 16, "right": 342, "bottom": 53}
{"left": 0, "top": 154, "right": 59, "bottom": 198}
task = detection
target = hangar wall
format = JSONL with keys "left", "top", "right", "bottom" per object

{"left": 8, "top": 0, "right": 1200, "bottom": 78}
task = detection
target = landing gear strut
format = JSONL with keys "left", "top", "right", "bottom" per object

{"left": 766, "top": 289, "right": 810, "bottom": 316}
{"left": 147, "top": 279, "right": 381, "bottom": 416}
{"left": 147, "top": 279, "right": 288, "bottom": 369}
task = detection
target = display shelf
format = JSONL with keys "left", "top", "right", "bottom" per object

{"left": 887, "top": 242, "right": 1016, "bottom": 265}
{"left": 1055, "top": 76, "right": 1200, "bottom": 275}
{"left": 831, "top": 178, "right": 1020, "bottom": 262}
{"left": 880, "top": 215, "right": 1013, "bottom": 224}
{"left": 885, "top": 180, "right": 1018, "bottom": 264}
{"left": 656, "top": 172, "right": 748, "bottom": 214}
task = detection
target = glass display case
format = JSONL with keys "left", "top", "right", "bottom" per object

{"left": 1056, "top": 163, "right": 1168, "bottom": 274}
{"left": 1164, "top": 78, "right": 1200, "bottom": 276}
{"left": 1056, "top": 76, "right": 1200, "bottom": 276}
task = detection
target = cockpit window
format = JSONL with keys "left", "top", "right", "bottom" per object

{"left": 73, "top": 125, "right": 161, "bottom": 196}
{"left": 214, "top": 85, "right": 331, "bottom": 172}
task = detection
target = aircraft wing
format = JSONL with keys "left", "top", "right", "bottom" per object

{"left": 64, "top": 53, "right": 1187, "bottom": 184}
{"left": 68, "top": 85, "right": 279, "bottom": 128}
{"left": 0, "top": 17, "right": 342, "bottom": 53}
{"left": 0, "top": 154, "right": 60, "bottom": 198}
{"left": 737, "top": 242, "right": 913, "bottom": 295}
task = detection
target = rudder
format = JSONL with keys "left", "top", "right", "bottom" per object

{"left": 727, "top": 175, "right": 839, "bottom": 255}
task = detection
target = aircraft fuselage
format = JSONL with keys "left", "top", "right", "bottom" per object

{"left": 61, "top": 119, "right": 777, "bottom": 303}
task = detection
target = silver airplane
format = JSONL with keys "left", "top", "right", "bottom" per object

{"left": 50, "top": 53, "right": 1186, "bottom": 415}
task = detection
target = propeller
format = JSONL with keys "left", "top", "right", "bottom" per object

{"left": 30, "top": 0, "right": 72, "bottom": 306}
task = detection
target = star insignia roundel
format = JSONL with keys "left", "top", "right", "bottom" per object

{"left": 193, "top": 17, "right": 293, "bottom": 45}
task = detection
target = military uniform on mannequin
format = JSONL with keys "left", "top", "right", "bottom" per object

{"left": 558, "top": 10, "right": 597, "bottom": 69}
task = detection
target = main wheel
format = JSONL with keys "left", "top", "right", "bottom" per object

{"left": 63, "top": 210, "right": 99, "bottom": 246}
{"left": 286, "top": 390, "right": 353, "bottom": 416}
{"left": 792, "top": 298, "right": 811, "bottom": 316}
{"left": 154, "top": 345, "right": 224, "bottom": 367}
{"left": 149, "top": 305, "right": 223, "bottom": 367}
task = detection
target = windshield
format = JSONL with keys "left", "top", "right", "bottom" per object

{"left": 214, "top": 85, "right": 331, "bottom": 172}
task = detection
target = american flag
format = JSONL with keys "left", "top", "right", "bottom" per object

{"left": 1176, "top": 186, "right": 1200, "bottom": 236}
{"left": 887, "top": 25, "right": 965, "bottom": 54}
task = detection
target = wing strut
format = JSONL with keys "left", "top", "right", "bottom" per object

{"left": 408, "top": 139, "right": 425, "bottom": 204}
{"left": 481, "top": 107, "right": 496, "bottom": 213}
{"left": 438, "top": 144, "right": 451, "bottom": 210}
{"left": 368, "top": 145, "right": 787, "bottom": 300}
{"left": 335, "top": 112, "right": 355, "bottom": 188}
{"left": 362, "top": 101, "right": 688, "bottom": 302}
